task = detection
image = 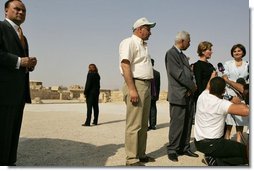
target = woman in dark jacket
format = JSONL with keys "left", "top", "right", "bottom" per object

{"left": 192, "top": 41, "right": 215, "bottom": 125}
{"left": 82, "top": 64, "right": 100, "bottom": 126}
{"left": 193, "top": 41, "right": 215, "bottom": 100}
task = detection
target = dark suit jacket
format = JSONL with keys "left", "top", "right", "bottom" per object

{"left": 0, "top": 20, "right": 31, "bottom": 105}
{"left": 152, "top": 69, "right": 160, "bottom": 101}
{"left": 193, "top": 60, "right": 215, "bottom": 98}
{"left": 84, "top": 72, "right": 100, "bottom": 98}
{"left": 165, "top": 46, "right": 196, "bottom": 105}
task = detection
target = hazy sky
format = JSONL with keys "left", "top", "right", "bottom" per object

{"left": 1, "top": 0, "right": 251, "bottom": 90}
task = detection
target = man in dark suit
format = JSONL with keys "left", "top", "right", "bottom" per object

{"left": 148, "top": 59, "right": 160, "bottom": 130}
{"left": 0, "top": 0, "right": 37, "bottom": 166}
{"left": 165, "top": 31, "right": 198, "bottom": 162}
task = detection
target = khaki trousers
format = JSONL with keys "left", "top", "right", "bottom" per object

{"left": 123, "top": 79, "right": 151, "bottom": 164}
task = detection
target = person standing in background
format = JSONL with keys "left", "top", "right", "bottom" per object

{"left": 223, "top": 44, "right": 249, "bottom": 143}
{"left": 148, "top": 58, "right": 160, "bottom": 130}
{"left": 165, "top": 31, "right": 198, "bottom": 162}
{"left": 82, "top": 64, "right": 100, "bottom": 126}
{"left": 119, "top": 17, "right": 156, "bottom": 166}
{"left": 0, "top": 0, "right": 37, "bottom": 166}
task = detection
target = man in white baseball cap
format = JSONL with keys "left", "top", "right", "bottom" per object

{"left": 119, "top": 17, "right": 156, "bottom": 166}
{"left": 132, "top": 17, "right": 156, "bottom": 30}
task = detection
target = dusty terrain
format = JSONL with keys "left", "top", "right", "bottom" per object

{"left": 13, "top": 101, "right": 248, "bottom": 167}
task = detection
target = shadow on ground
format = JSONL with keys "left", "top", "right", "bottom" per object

{"left": 99, "top": 119, "right": 126, "bottom": 126}
{"left": 156, "top": 122, "right": 169, "bottom": 130}
{"left": 147, "top": 141, "right": 198, "bottom": 160}
{"left": 17, "top": 137, "right": 124, "bottom": 166}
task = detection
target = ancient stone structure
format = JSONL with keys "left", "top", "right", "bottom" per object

{"left": 30, "top": 81, "right": 168, "bottom": 103}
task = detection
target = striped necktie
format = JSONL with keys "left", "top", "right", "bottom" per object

{"left": 18, "top": 27, "right": 29, "bottom": 72}
{"left": 17, "top": 27, "right": 26, "bottom": 49}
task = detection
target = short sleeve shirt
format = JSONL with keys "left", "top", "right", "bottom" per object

{"left": 119, "top": 35, "right": 153, "bottom": 79}
{"left": 194, "top": 90, "right": 232, "bottom": 141}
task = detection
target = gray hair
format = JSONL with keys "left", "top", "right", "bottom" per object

{"left": 175, "top": 31, "right": 190, "bottom": 43}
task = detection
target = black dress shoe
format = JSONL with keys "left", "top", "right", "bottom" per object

{"left": 81, "top": 123, "right": 90, "bottom": 126}
{"left": 183, "top": 150, "right": 199, "bottom": 157}
{"left": 126, "top": 161, "right": 145, "bottom": 166}
{"left": 148, "top": 126, "right": 156, "bottom": 130}
{"left": 139, "top": 156, "right": 155, "bottom": 163}
{"left": 167, "top": 153, "right": 178, "bottom": 162}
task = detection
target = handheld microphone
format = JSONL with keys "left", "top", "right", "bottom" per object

{"left": 246, "top": 64, "right": 249, "bottom": 81}
{"left": 217, "top": 63, "right": 225, "bottom": 73}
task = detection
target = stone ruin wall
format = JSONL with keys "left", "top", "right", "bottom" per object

{"left": 31, "top": 89, "right": 168, "bottom": 103}
{"left": 30, "top": 81, "right": 168, "bottom": 103}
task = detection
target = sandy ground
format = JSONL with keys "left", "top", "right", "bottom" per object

{"left": 13, "top": 101, "right": 248, "bottom": 167}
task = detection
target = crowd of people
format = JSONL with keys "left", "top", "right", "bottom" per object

{"left": 119, "top": 18, "right": 249, "bottom": 166}
{"left": 0, "top": 0, "right": 249, "bottom": 167}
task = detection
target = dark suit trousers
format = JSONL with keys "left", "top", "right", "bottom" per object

{"left": 167, "top": 96, "right": 194, "bottom": 154}
{"left": 149, "top": 99, "right": 157, "bottom": 127}
{"left": 0, "top": 104, "right": 25, "bottom": 165}
{"left": 85, "top": 94, "right": 99, "bottom": 125}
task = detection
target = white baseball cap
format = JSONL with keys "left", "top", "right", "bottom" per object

{"left": 132, "top": 17, "right": 156, "bottom": 30}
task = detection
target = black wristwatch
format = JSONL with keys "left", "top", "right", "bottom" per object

{"left": 224, "top": 95, "right": 233, "bottom": 101}
{"left": 228, "top": 95, "right": 233, "bottom": 101}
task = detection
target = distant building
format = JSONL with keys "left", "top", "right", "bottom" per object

{"left": 30, "top": 80, "right": 43, "bottom": 90}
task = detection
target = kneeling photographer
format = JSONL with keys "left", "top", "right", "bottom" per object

{"left": 194, "top": 71, "right": 249, "bottom": 166}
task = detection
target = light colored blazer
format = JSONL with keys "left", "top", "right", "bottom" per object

{"left": 165, "top": 46, "right": 196, "bottom": 105}
{"left": 224, "top": 59, "right": 249, "bottom": 96}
